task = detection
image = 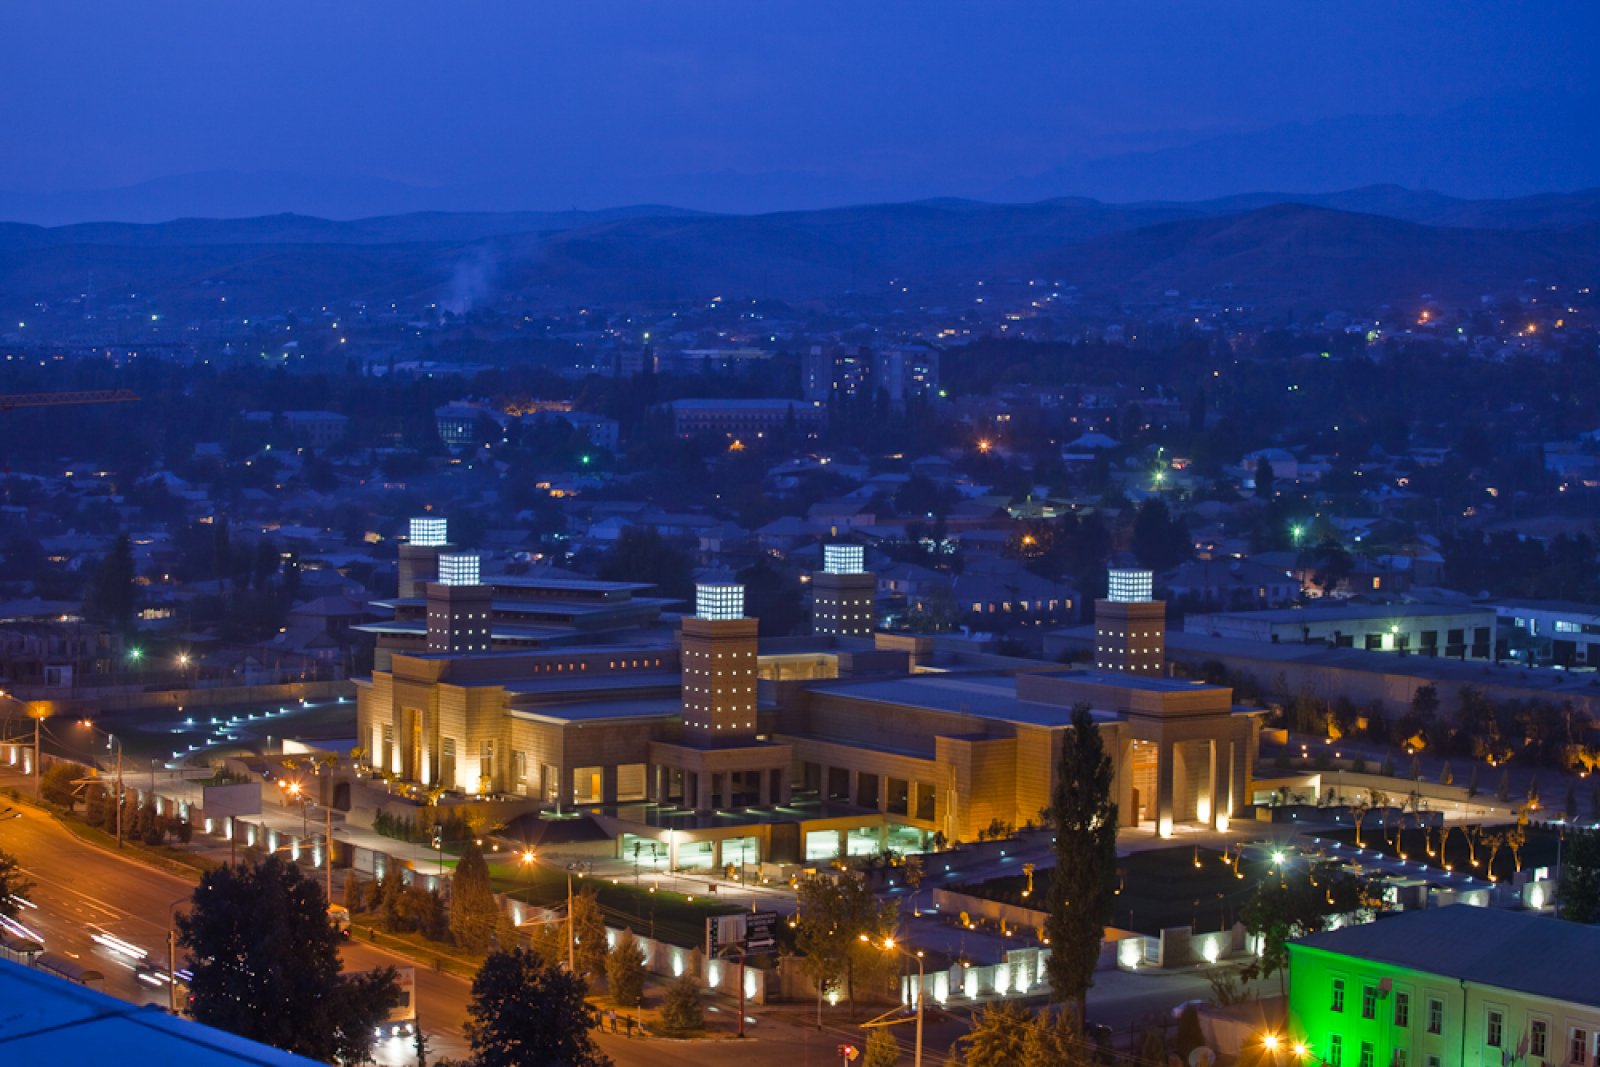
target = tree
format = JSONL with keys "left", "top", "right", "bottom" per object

{"left": 0, "top": 848, "right": 32, "bottom": 920}
{"left": 1496, "top": 769, "right": 1511, "bottom": 802}
{"left": 1021, "top": 1005, "right": 1088, "bottom": 1067}
{"left": 1254, "top": 456, "right": 1275, "bottom": 500}
{"left": 1439, "top": 760, "right": 1454, "bottom": 787}
{"left": 177, "top": 855, "right": 400, "bottom": 1063}
{"left": 1241, "top": 862, "right": 1376, "bottom": 997}
{"left": 660, "top": 970, "right": 705, "bottom": 1032}
{"left": 1130, "top": 498, "right": 1190, "bottom": 573}
{"left": 1044, "top": 704, "right": 1118, "bottom": 1029}
{"left": 863, "top": 1026, "right": 902, "bottom": 1067}
{"left": 793, "top": 871, "right": 897, "bottom": 1013}
{"left": 595, "top": 526, "right": 695, "bottom": 602}
{"left": 1561, "top": 828, "right": 1600, "bottom": 923}
{"left": 40, "top": 761, "right": 84, "bottom": 810}
{"left": 1467, "top": 763, "right": 1480, "bottom": 798}
{"left": 84, "top": 532, "right": 137, "bottom": 630}
{"left": 448, "top": 839, "right": 501, "bottom": 953}
{"left": 571, "top": 887, "right": 610, "bottom": 978}
{"left": 465, "top": 947, "right": 610, "bottom": 1067}
{"left": 1176, "top": 1002, "right": 1207, "bottom": 1059}
{"left": 954, "top": 1000, "right": 1031, "bottom": 1067}
{"left": 606, "top": 928, "right": 646, "bottom": 1008}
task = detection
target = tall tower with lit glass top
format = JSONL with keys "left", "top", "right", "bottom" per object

{"left": 400, "top": 516, "right": 451, "bottom": 597}
{"left": 680, "top": 583, "right": 760, "bottom": 746}
{"left": 812, "top": 543, "right": 875, "bottom": 637}
{"left": 1094, "top": 567, "right": 1165, "bottom": 675}
{"left": 426, "top": 552, "right": 493, "bottom": 653}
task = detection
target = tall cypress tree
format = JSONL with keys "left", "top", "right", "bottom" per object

{"left": 1044, "top": 703, "right": 1119, "bottom": 1029}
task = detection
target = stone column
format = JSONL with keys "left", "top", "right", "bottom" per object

{"left": 1156, "top": 740, "right": 1175, "bottom": 838}
{"left": 758, "top": 768, "right": 772, "bottom": 806}
{"left": 776, "top": 769, "right": 793, "bottom": 806}
{"left": 710, "top": 837, "right": 724, "bottom": 871}
{"left": 848, "top": 769, "right": 861, "bottom": 807}
{"left": 695, "top": 771, "right": 713, "bottom": 812}
{"left": 836, "top": 828, "right": 849, "bottom": 858}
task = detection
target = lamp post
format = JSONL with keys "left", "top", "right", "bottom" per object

{"left": 167, "top": 895, "right": 189, "bottom": 1015}
{"left": 863, "top": 935, "right": 924, "bottom": 1067}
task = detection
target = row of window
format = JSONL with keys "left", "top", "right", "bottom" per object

{"left": 1332, "top": 976, "right": 1590, "bottom": 1063}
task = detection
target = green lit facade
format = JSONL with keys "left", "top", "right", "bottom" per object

{"left": 1285, "top": 910, "right": 1600, "bottom": 1067}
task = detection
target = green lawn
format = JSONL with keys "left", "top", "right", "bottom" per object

{"left": 954, "top": 845, "right": 1265, "bottom": 934}
{"left": 488, "top": 860, "right": 740, "bottom": 948}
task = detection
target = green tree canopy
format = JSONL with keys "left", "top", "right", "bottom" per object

{"left": 605, "top": 927, "right": 647, "bottom": 1007}
{"left": 0, "top": 848, "right": 32, "bottom": 921}
{"left": 465, "top": 946, "right": 610, "bottom": 1067}
{"left": 1561, "top": 828, "right": 1600, "bottom": 923}
{"left": 1044, "top": 704, "right": 1118, "bottom": 1026}
{"left": 177, "top": 855, "right": 399, "bottom": 1063}
{"left": 448, "top": 839, "right": 501, "bottom": 953}
{"left": 793, "top": 871, "right": 897, "bottom": 1013}
{"left": 1241, "top": 861, "right": 1377, "bottom": 994}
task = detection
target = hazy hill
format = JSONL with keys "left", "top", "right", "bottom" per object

{"left": 1028, "top": 204, "right": 1600, "bottom": 308}
{"left": 1, "top": 191, "right": 1597, "bottom": 318}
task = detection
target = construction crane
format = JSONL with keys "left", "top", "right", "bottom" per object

{"left": 0, "top": 389, "right": 139, "bottom": 412}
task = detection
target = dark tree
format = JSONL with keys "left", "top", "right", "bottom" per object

{"left": 595, "top": 526, "right": 695, "bottom": 603}
{"left": 84, "top": 532, "right": 137, "bottom": 630}
{"left": 1254, "top": 456, "right": 1275, "bottom": 499}
{"left": 465, "top": 947, "right": 610, "bottom": 1067}
{"left": 448, "top": 839, "right": 501, "bottom": 953}
{"left": 1242, "top": 862, "right": 1376, "bottom": 996}
{"left": 1130, "top": 498, "right": 1190, "bottom": 573}
{"left": 1044, "top": 704, "right": 1118, "bottom": 1028}
{"left": 0, "top": 848, "right": 32, "bottom": 920}
{"left": 178, "top": 856, "right": 399, "bottom": 1063}
{"left": 1562, "top": 828, "right": 1600, "bottom": 923}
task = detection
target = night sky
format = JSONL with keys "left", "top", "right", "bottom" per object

{"left": 3, "top": 1, "right": 1597, "bottom": 217}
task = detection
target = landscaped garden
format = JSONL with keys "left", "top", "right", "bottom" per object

{"left": 953, "top": 845, "right": 1269, "bottom": 934}
{"left": 1316, "top": 822, "right": 1569, "bottom": 884}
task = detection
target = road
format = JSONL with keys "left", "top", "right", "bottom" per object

{"left": 0, "top": 799, "right": 887, "bottom": 1066}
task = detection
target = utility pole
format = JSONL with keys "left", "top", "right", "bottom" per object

{"left": 325, "top": 801, "right": 333, "bottom": 904}
{"left": 567, "top": 868, "right": 576, "bottom": 973}
{"left": 115, "top": 739, "right": 124, "bottom": 849}
{"left": 33, "top": 716, "right": 40, "bottom": 798}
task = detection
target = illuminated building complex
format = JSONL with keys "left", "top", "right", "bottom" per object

{"left": 356, "top": 530, "right": 1257, "bottom": 870}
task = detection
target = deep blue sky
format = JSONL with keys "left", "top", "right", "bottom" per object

{"left": 4, "top": 1, "right": 1598, "bottom": 217}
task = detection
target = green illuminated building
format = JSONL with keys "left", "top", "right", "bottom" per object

{"left": 1286, "top": 906, "right": 1600, "bottom": 1067}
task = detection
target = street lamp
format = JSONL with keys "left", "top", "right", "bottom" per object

{"left": 862, "top": 934, "right": 925, "bottom": 1067}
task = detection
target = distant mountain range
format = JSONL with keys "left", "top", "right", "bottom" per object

{"left": 1, "top": 186, "right": 1597, "bottom": 319}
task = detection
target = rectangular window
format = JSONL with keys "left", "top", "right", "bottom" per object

{"left": 1329, "top": 1034, "right": 1343, "bottom": 1067}
{"left": 1394, "top": 1050, "right": 1408, "bottom": 1067}
{"left": 1394, "top": 991, "right": 1410, "bottom": 1028}
{"left": 1486, "top": 1009, "right": 1503, "bottom": 1048}
{"left": 1426, "top": 997, "right": 1443, "bottom": 1035}
{"left": 1362, "top": 985, "right": 1378, "bottom": 1020}
{"left": 1573, "top": 1029, "right": 1589, "bottom": 1065}
{"left": 1359, "top": 1041, "right": 1374, "bottom": 1067}
{"left": 1531, "top": 1019, "right": 1547, "bottom": 1059}
{"left": 1332, "top": 978, "right": 1345, "bottom": 1013}
{"left": 480, "top": 740, "right": 494, "bottom": 782}
{"left": 1426, "top": 1056, "right": 1440, "bottom": 1067}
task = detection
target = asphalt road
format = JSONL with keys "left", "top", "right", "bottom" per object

{"left": 0, "top": 799, "right": 885, "bottom": 1066}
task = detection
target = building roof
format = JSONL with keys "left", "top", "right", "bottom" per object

{"left": 1292, "top": 906, "right": 1600, "bottom": 1008}
{"left": 1195, "top": 602, "right": 1492, "bottom": 626}
{"left": 813, "top": 673, "right": 1120, "bottom": 728}
{"left": 0, "top": 958, "right": 322, "bottom": 1066}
